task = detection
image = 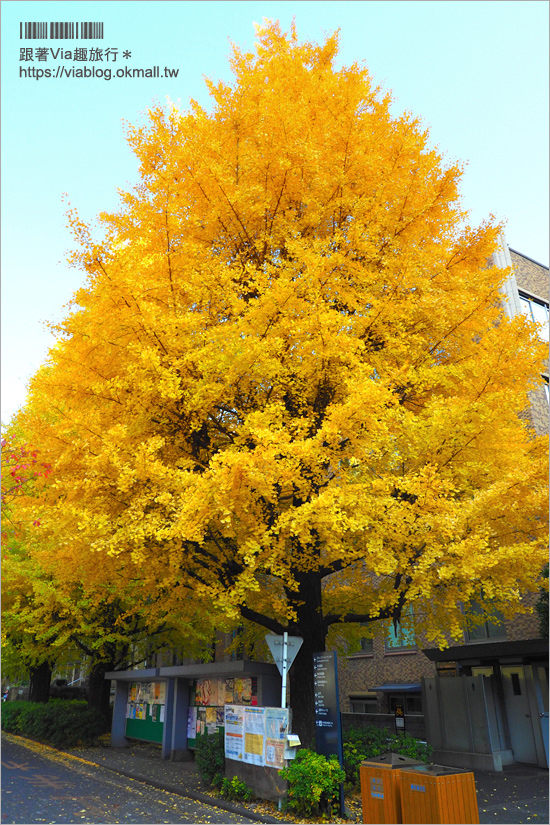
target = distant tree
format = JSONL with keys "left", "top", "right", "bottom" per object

{"left": 14, "top": 22, "right": 548, "bottom": 745}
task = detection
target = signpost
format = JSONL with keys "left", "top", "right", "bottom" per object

{"left": 313, "top": 651, "right": 345, "bottom": 816}
{"left": 394, "top": 703, "right": 405, "bottom": 734}
{"left": 265, "top": 633, "right": 303, "bottom": 709}
{"left": 265, "top": 633, "right": 303, "bottom": 812}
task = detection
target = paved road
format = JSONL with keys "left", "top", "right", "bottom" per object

{"left": 1, "top": 737, "right": 256, "bottom": 824}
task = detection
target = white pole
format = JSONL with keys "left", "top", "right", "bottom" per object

{"left": 279, "top": 632, "right": 289, "bottom": 813}
{"left": 281, "top": 631, "right": 288, "bottom": 709}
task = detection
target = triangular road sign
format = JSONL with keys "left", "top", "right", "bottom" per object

{"left": 265, "top": 634, "right": 303, "bottom": 676}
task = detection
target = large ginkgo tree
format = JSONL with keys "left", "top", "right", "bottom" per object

{"left": 14, "top": 22, "right": 548, "bottom": 744}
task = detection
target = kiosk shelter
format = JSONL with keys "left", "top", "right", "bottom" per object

{"left": 106, "top": 661, "right": 281, "bottom": 762}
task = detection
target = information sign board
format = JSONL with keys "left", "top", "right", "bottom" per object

{"left": 224, "top": 704, "right": 289, "bottom": 768}
{"left": 313, "top": 651, "right": 344, "bottom": 762}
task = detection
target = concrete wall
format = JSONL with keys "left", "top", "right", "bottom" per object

{"left": 423, "top": 676, "right": 513, "bottom": 771}
{"left": 225, "top": 760, "right": 287, "bottom": 803}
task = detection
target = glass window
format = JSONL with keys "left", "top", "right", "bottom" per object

{"left": 519, "top": 293, "right": 549, "bottom": 341}
{"left": 389, "top": 694, "right": 423, "bottom": 715}
{"left": 350, "top": 695, "right": 378, "bottom": 713}
{"left": 465, "top": 601, "right": 506, "bottom": 641}
{"left": 386, "top": 608, "right": 416, "bottom": 651}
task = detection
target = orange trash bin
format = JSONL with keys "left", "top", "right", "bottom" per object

{"left": 359, "top": 753, "right": 425, "bottom": 824}
{"left": 400, "top": 764, "right": 480, "bottom": 824}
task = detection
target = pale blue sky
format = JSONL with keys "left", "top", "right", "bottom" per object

{"left": 2, "top": 0, "right": 548, "bottom": 424}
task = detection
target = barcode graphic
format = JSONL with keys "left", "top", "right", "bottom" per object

{"left": 20, "top": 22, "right": 104, "bottom": 40}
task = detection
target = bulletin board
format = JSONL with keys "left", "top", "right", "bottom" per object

{"left": 124, "top": 681, "right": 166, "bottom": 743}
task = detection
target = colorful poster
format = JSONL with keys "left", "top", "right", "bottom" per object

{"left": 224, "top": 678, "right": 235, "bottom": 704}
{"left": 187, "top": 706, "right": 197, "bottom": 739}
{"left": 196, "top": 707, "right": 207, "bottom": 736}
{"left": 195, "top": 679, "right": 213, "bottom": 706}
{"left": 265, "top": 707, "right": 289, "bottom": 768}
{"left": 224, "top": 705, "right": 245, "bottom": 761}
{"left": 130, "top": 683, "right": 138, "bottom": 702}
{"left": 265, "top": 739, "right": 285, "bottom": 769}
{"left": 153, "top": 681, "right": 166, "bottom": 704}
{"left": 265, "top": 707, "right": 289, "bottom": 740}
{"left": 206, "top": 706, "right": 218, "bottom": 734}
{"left": 244, "top": 706, "right": 266, "bottom": 766}
{"left": 241, "top": 678, "right": 252, "bottom": 705}
{"left": 125, "top": 702, "right": 132, "bottom": 719}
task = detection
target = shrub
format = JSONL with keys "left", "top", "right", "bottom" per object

{"left": 1, "top": 699, "right": 109, "bottom": 748}
{"left": 194, "top": 729, "right": 225, "bottom": 787}
{"left": 279, "top": 748, "right": 345, "bottom": 818}
{"left": 343, "top": 725, "right": 432, "bottom": 786}
{"left": 220, "top": 776, "right": 254, "bottom": 802}
{"left": 1, "top": 702, "right": 26, "bottom": 733}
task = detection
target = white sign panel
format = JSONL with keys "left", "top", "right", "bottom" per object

{"left": 265, "top": 707, "right": 289, "bottom": 768}
{"left": 265, "top": 634, "right": 303, "bottom": 675}
{"left": 244, "top": 706, "right": 266, "bottom": 765}
{"left": 224, "top": 705, "right": 290, "bottom": 767}
{"left": 224, "top": 705, "right": 245, "bottom": 761}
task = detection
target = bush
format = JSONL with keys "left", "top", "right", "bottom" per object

{"left": 1, "top": 699, "right": 109, "bottom": 748}
{"left": 343, "top": 725, "right": 432, "bottom": 786}
{"left": 279, "top": 748, "right": 345, "bottom": 818}
{"left": 220, "top": 776, "right": 254, "bottom": 802}
{"left": 194, "top": 729, "right": 225, "bottom": 787}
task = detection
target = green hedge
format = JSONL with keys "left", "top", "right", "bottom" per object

{"left": 194, "top": 728, "right": 225, "bottom": 787}
{"left": 1, "top": 700, "right": 110, "bottom": 748}
{"left": 279, "top": 748, "right": 345, "bottom": 818}
{"left": 343, "top": 725, "right": 432, "bottom": 786}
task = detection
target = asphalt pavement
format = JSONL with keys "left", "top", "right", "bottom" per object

{"left": 2, "top": 731, "right": 548, "bottom": 824}
{"left": 1, "top": 734, "right": 261, "bottom": 824}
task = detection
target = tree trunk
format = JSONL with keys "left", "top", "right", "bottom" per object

{"left": 28, "top": 661, "right": 52, "bottom": 703}
{"left": 288, "top": 625, "right": 327, "bottom": 748}
{"left": 87, "top": 660, "right": 113, "bottom": 723}
{"left": 287, "top": 570, "right": 328, "bottom": 748}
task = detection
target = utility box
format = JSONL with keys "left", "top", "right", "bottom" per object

{"left": 400, "top": 764, "right": 479, "bottom": 824}
{"left": 359, "top": 752, "right": 425, "bottom": 824}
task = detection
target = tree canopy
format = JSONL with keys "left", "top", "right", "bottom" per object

{"left": 5, "top": 21, "right": 548, "bottom": 743}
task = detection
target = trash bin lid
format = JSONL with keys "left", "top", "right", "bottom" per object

{"left": 361, "top": 752, "right": 426, "bottom": 769}
{"left": 402, "top": 763, "right": 471, "bottom": 777}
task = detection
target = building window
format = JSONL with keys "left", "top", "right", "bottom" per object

{"left": 349, "top": 693, "right": 378, "bottom": 713}
{"left": 543, "top": 376, "right": 549, "bottom": 403}
{"left": 389, "top": 694, "right": 423, "bottom": 715}
{"left": 519, "top": 292, "right": 549, "bottom": 341}
{"left": 465, "top": 601, "right": 506, "bottom": 642}
{"left": 359, "top": 623, "right": 374, "bottom": 653}
{"left": 385, "top": 608, "right": 416, "bottom": 652}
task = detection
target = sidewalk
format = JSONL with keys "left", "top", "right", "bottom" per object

{"left": 469, "top": 762, "right": 549, "bottom": 824}
{"left": 67, "top": 740, "right": 288, "bottom": 824}
{"left": 62, "top": 740, "right": 550, "bottom": 824}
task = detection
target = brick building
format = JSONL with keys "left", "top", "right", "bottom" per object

{"left": 337, "top": 240, "right": 549, "bottom": 768}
